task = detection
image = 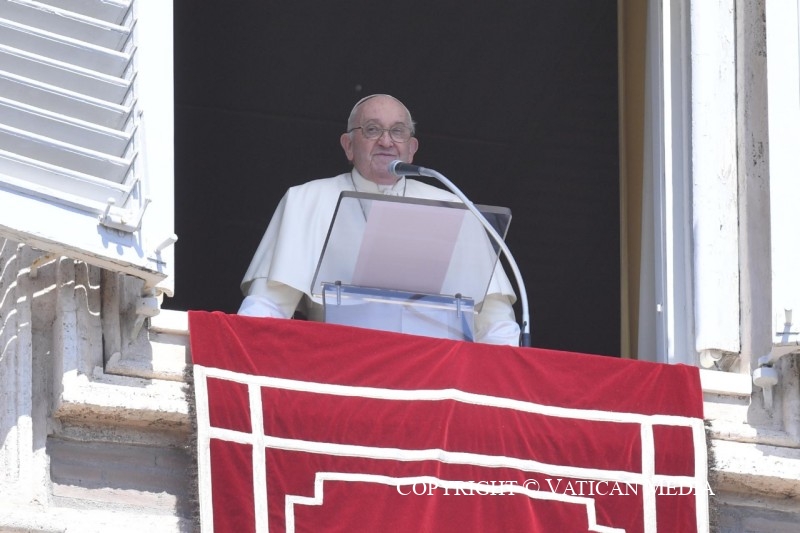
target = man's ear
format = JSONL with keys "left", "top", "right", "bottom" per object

{"left": 407, "top": 137, "right": 419, "bottom": 161}
{"left": 340, "top": 133, "right": 354, "bottom": 162}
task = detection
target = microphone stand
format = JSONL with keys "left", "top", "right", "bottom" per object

{"left": 390, "top": 162, "right": 531, "bottom": 347}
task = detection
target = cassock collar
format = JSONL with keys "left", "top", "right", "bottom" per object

{"left": 350, "top": 168, "right": 406, "bottom": 196}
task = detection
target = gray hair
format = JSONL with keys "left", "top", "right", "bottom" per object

{"left": 346, "top": 94, "right": 416, "bottom": 133}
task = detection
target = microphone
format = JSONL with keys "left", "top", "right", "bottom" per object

{"left": 388, "top": 160, "right": 532, "bottom": 347}
{"left": 389, "top": 160, "right": 428, "bottom": 177}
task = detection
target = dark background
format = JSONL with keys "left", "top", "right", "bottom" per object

{"left": 168, "top": 1, "right": 621, "bottom": 356}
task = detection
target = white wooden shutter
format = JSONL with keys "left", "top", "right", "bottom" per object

{"left": 767, "top": 0, "right": 800, "bottom": 347}
{"left": 0, "top": 0, "right": 175, "bottom": 293}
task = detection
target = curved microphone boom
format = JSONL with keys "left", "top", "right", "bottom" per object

{"left": 389, "top": 160, "right": 531, "bottom": 347}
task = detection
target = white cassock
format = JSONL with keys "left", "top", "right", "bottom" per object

{"left": 239, "top": 169, "right": 520, "bottom": 345}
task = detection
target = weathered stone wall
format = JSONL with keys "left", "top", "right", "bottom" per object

{"left": 0, "top": 240, "right": 193, "bottom": 532}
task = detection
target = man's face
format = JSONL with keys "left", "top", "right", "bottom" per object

{"left": 340, "top": 96, "right": 419, "bottom": 185}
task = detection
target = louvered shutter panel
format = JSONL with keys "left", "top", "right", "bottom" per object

{"left": 0, "top": 0, "right": 174, "bottom": 292}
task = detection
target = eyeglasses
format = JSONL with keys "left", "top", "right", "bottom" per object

{"left": 348, "top": 123, "right": 414, "bottom": 142}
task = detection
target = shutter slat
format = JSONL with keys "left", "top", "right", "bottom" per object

{"left": 0, "top": 123, "right": 133, "bottom": 182}
{"left": 0, "top": 17, "right": 132, "bottom": 76}
{"left": 0, "top": 70, "right": 132, "bottom": 129}
{"left": 35, "top": 0, "right": 132, "bottom": 25}
{"left": 0, "top": 96, "right": 133, "bottom": 156}
{"left": 1, "top": 0, "right": 131, "bottom": 51}
{"left": 0, "top": 149, "right": 131, "bottom": 205}
{"left": 0, "top": 44, "right": 131, "bottom": 102}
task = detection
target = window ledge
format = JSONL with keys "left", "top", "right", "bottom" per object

{"left": 56, "top": 366, "right": 189, "bottom": 431}
{"left": 712, "top": 439, "right": 800, "bottom": 501}
{"left": 699, "top": 368, "right": 752, "bottom": 396}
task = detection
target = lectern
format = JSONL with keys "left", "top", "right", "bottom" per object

{"left": 311, "top": 192, "right": 511, "bottom": 341}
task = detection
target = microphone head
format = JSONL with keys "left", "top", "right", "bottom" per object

{"left": 388, "top": 160, "right": 424, "bottom": 177}
{"left": 388, "top": 160, "right": 403, "bottom": 176}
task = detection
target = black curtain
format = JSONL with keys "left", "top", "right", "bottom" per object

{"left": 170, "top": 1, "right": 620, "bottom": 356}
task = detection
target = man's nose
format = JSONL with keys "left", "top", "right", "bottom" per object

{"left": 376, "top": 130, "right": 394, "bottom": 146}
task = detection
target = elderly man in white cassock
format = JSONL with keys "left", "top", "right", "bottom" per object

{"left": 238, "top": 94, "right": 520, "bottom": 345}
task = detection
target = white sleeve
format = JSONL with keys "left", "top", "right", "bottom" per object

{"left": 474, "top": 293, "right": 521, "bottom": 346}
{"left": 237, "top": 278, "right": 303, "bottom": 319}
